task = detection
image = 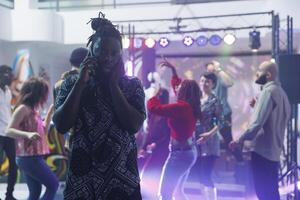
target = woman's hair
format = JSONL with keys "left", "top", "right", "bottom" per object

{"left": 87, "top": 12, "right": 122, "bottom": 51}
{"left": 177, "top": 80, "right": 202, "bottom": 119}
{"left": 201, "top": 72, "right": 217, "bottom": 89}
{"left": 158, "top": 88, "right": 169, "bottom": 105}
{"left": 15, "top": 77, "right": 49, "bottom": 109}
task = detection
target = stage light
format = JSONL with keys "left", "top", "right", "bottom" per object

{"left": 134, "top": 38, "right": 143, "bottom": 49}
{"left": 297, "top": 181, "right": 300, "bottom": 190}
{"left": 125, "top": 60, "right": 133, "bottom": 77}
{"left": 122, "top": 37, "right": 130, "bottom": 49}
{"left": 209, "top": 34, "right": 222, "bottom": 46}
{"left": 183, "top": 36, "right": 194, "bottom": 47}
{"left": 159, "top": 37, "right": 169, "bottom": 48}
{"left": 249, "top": 30, "right": 261, "bottom": 52}
{"left": 196, "top": 36, "right": 208, "bottom": 46}
{"left": 223, "top": 33, "right": 236, "bottom": 45}
{"left": 145, "top": 38, "right": 156, "bottom": 48}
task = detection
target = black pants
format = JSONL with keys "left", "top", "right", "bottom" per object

{"left": 219, "top": 113, "right": 243, "bottom": 162}
{"left": 251, "top": 152, "right": 280, "bottom": 200}
{"left": 197, "top": 155, "right": 217, "bottom": 187}
{"left": 0, "top": 135, "right": 17, "bottom": 197}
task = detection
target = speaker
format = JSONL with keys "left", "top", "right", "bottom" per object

{"left": 278, "top": 54, "right": 300, "bottom": 104}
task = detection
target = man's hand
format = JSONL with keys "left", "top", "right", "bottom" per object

{"left": 249, "top": 97, "right": 258, "bottom": 108}
{"left": 78, "top": 57, "right": 97, "bottom": 84}
{"left": 212, "top": 60, "right": 221, "bottom": 70}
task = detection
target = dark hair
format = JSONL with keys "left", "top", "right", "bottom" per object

{"left": 0, "top": 65, "right": 12, "bottom": 75}
{"left": 158, "top": 88, "right": 169, "bottom": 105}
{"left": 205, "top": 62, "right": 214, "bottom": 69}
{"left": 69, "top": 47, "right": 88, "bottom": 67}
{"left": 87, "top": 12, "right": 122, "bottom": 51}
{"left": 15, "top": 77, "right": 49, "bottom": 110}
{"left": 177, "top": 80, "right": 202, "bottom": 119}
{"left": 201, "top": 72, "right": 217, "bottom": 89}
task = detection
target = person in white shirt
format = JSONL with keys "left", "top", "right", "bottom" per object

{"left": 230, "top": 60, "right": 291, "bottom": 200}
{"left": 0, "top": 65, "right": 17, "bottom": 200}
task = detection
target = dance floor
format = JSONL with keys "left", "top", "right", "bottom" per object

{"left": 0, "top": 182, "right": 286, "bottom": 200}
{"left": 0, "top": 181, "right": 290, "bottom": 200}
{"left": 0, "top": 182, "right": 244, "bottom": 200}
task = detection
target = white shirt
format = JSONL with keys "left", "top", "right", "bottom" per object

{"left": 238, "top": 81, "right": 291, "bottom": 161}
{"left": 0, "top": 86, "right": 12, "bottom": 136}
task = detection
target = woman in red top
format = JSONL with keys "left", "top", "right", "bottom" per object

{"left": 148, "top": 63, "right": 201, "bottom": 200}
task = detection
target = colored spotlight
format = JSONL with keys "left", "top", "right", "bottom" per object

{"left": 159, "top": 37, "right": 169, "bottom": 48}
{"left": 223, "top": 33, "right": 236, "bottom": 45}
{"left": 183, "top": 36, "right": 194, "bottom": 47}
{"left": 134, "top": 38, "right": 143, "bottom": 49}
{"left": 125, "top": 60, "right": 133, "bottom": 77}
{"left": 209, "top": 34, "right": 222, "bottom": 46}
{"left": 122, "top": 37, "right": 130, "bottom": 49}
{"left": 145, "top": 38, "right": 156, "bottom": 48}
{"left": 196, "top": 36, "right": 208, "bottom": 46}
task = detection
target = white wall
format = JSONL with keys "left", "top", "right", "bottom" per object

{"left": 0, "top": 6, "right": 12, "bottom": 41}
{"left": 11, "top": 10, "right": 64, "bottom": 42}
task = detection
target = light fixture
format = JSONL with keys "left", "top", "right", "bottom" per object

{"left": 122, "top": 37, "right": 130, "bottom": 49}
{"left": 159, "top": 37, "right": 170, "bottom": 48}
{"left": 249, "top": 30, "right": 261, "bottom": 52}
{"left": 183, "top": 36, "right": 194, "bottom": 47}
{"left": 223, "top": 33, "right": 236, "bottom": 45}
{"left": 125, "top": 60, "right": 133, "bottom": 77}
{"left": 196, "top": 36, "right": 208, "bottom": 46}
{"left": 134, "top": 38, "right": 143, "bottom": 49}
{"left": 145, "top": 38, "right": 156, "bottom": 48}
{"left": 209, "top": 34, "right": 222, "bottom": 46}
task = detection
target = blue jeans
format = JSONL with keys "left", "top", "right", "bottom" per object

{"left": 158, "top": 146, "right": 197, "bottom": 200}
{"left": 16, "top": 156, "right": 59, "bottom": 200}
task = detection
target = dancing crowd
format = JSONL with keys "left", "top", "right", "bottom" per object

{"left": 0, "top": 12, "right": 291, "bottom": 200}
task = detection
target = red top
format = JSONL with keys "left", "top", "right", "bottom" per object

{"left": 171, "top": 75, "right": 182, "bottom": 95}
{"left": 147, "top": 96, "right": 196, "bottom": 142}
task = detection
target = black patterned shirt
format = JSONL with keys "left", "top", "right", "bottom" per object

{"left": 196, "top": 94, "right": 222, "bottom": 157}
{"left": 55, "top": 75, "right": 146, "bottom": 200}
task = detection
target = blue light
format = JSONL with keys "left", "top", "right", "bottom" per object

{"left": 209, "top": 34, "right": 222, "bottom": 46}
{"left": 196, "top": 36, "right": 208, "bottom": 46}
{"left": 134, "top": 38, "right": 143, "bottom": 49}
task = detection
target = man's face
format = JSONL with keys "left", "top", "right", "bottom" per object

{"left": 91, "top": 37, "right": 122, "bottom": 76}
{"left": 206, "top": 64, "right": 215, "bottom": 73}
{"left": 0, "top": 68, "right": 13, "bottom": 86}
